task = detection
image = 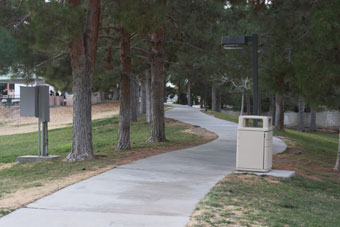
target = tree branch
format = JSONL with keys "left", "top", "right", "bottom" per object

{"left": 132, "top": 47, "right": 151, "bottom": 56}
{"left": 134, "top": 55, "right": 149, "bottom": 62}
{"left": 55, "top": 37, "right": 71, "bottom": 45}
{"left": 16, "top": 0, "right": 25, "bottom": 12}
{"left": 9, "top": 13, "right": 31, "bottom": 32}
{"left": 130, "top": 32, "right": 138, "bottom": 40}
{"left": 35, "top": 53, "right": 68, "bottom": 68}
{"left": 166, "top": 40, "right": 205, "bottom": 52}
{"left": 99, "top": 26, "right": 122, "bottom": 32}
{"left": 99, "top": 35, "right": 120, "bottom": 41}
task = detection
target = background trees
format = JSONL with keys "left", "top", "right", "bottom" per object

{"left": 1, "top": 0, "right": 339, "bottom": 167}
{"left": 2, "top": 0, "right": 101, "bottom": 161}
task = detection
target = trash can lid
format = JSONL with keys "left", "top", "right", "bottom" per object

{"left": 238, "top": 115, "right": 273, "bottom": 131}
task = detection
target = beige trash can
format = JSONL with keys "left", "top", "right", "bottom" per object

{"left": 236, "top": 116, "right": 273, "bottom": 172}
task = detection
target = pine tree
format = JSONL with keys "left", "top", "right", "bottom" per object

{"left": 148, "top": 23, "right": 166, "bottom": 142}
{"left": 65, "top": 0, "right": 101, "bottom": 161}
{"left": 18, "top": 0, "right": 102, "bottom": 161}
{"left": 116, "top": 28, "right": 132, "bottom": 150}
{"left": 0, "top": 0, "right": 33, "bottom": 75}
{"left": 166, "top": 0, "right": 225, "bottom": 109}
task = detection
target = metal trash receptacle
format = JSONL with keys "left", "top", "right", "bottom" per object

{"left": 236, "top": 116, "right": 273, "bottom": 172}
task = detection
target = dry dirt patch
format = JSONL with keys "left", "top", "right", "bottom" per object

{"left": 0, "top": 165, "right": 116, "bottom": 210}
{"left": 183, "top": 127, "right": 217, "bottom": 141}
{"left": 187, "top": 175, "right": 263, "bottom": 227}
{"left": 0, "top": 102, "right": 119, "bottom": 136}
{"left": 0, "top": 163, "right": 14, "bottom": 171}
{"left": 273, "top": 148, "right": 340, "bottom": 181}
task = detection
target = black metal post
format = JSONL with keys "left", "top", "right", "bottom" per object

{"left": 252, "top": 34, "right": 259, "bottom": 126}
{"left": 221, "top": 34, "right": 260, "bottom": 125}
{"left": 42, "top": 122, "right": 48, "bottom": 156}
{"left": 38, "top": 119, "right": 41, "bottom": 156}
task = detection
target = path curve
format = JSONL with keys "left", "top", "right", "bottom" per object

{"left": 0, "top": 105, "right": 286, "bottom": 227}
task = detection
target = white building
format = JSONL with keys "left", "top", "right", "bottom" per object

{"left": 0, "top": 74, "right": 53, "bottom": 106}
{"left": 0, "top": 74, "right": 102, "bottom": 106}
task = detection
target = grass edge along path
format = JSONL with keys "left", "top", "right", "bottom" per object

{"left": 0, "top": 115, "right": 217, "bottom": 217}
{"left": 201, "top": 110, "right": 239, "bottom": 123}
{"left": 188, "top": 110, "right": 340, "bottom": 227}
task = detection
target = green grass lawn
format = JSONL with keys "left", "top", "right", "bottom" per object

{"left": 201, "top": 110, "right": 239, "bottom": 123}
{"left": 0, "top": 115, "right": 207, "bottom": 214}
{"left": 201, "top": 110, "right": 264, "bottom": 127}
{"left": 275, "top": 129, "right": 338, "bottom": 166}
{"left": 189, "top": 111, "right": 340, "bottom": 227}
{"left": 191, "top": 173, "right": 340, "bottom": 227}
{"left": 0, "top": 116, "right": 198, "bottom": 163}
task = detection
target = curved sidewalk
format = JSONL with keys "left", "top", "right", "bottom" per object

{"left": 0, "top": 105, "right": 286, "bottom": 227}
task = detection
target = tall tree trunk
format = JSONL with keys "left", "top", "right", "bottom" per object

{"left": 240, "top": 90, "right": 245, "bottom": 116}
{"left": 68, "top": 52, "right": 94, "bottom": 161}
{"left": 65, "top": 0, "right": 100, "bottom": 161}
{"left": 269, "top": 95, "right": 275, "bottom": 122}
{"left": 140, "top": 76, "right": 146, "bottom": 114}
{"left": 310, "top": 107, "right": 316, "bottom": 132}
{"left": 212, "top": 84, "right": 217, "bottom": 111}
{"left": 275, "top": 93, "right": 284, "bottom": 130}
{"left": 334, "top": 131, "right": 340, "bottom": 172}
{"left": 145, "top": 68, "right": 152, "bottom": 123}
{"left": 297, "top": 98, "right": 305, "bottom": 132}
{"left": 116, "top": 28, "right": 131, "bottom": 150}
{"left": 216, "top": 89, "right": 221, "bottom": 112}
{"left": 246, "top": 91, "right": 251, "bottom": 115}
{"left": 137, "top": 77, "right": 141, "bottom": 115}
{"left": 112, "top": 85, "right": 120, "bottom": 101}
{"left": 177, "top": 82, "right": 181, "bottom": 104}
{"left": 99, "top": 91, "right": 104, "bottom": 102}
{"left": 187, "top": 79, "right": 192, "bottom": 106}
{"left": 164, "top": 81, "right": 167, "bottom": 103}
{"left": 148, "top": 27, "right": 166, "bottom": 142}
{"left": 130, "top": 74, "right": 138, "bottom": 122}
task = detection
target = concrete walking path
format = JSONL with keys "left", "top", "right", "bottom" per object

{"left": 0, "top": 105, "right": 286, "bottom": 227}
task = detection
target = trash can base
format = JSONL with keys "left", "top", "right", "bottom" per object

{"left": 235, "top": 168, "right": 271, "bottom": 173}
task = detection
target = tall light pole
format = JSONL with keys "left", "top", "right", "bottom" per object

{"left": 221, "top": 34, "right": 259, "bottom": 125}
{"left": 250, "top": 34, "right": 259, "bottom": 118}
